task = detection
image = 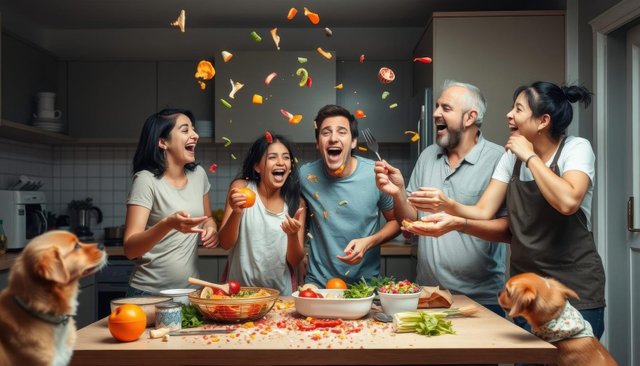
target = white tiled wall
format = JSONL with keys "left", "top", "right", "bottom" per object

{"left": 0, "top": 138, "right": 411, "bottom": 239}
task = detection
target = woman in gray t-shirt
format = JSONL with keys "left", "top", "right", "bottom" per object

{"left": 123, "top": 108, "right": 218, "bottom": 295}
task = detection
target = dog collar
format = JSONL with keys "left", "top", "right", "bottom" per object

{"left": 13, "top": 295, "right": 74, "bottom": 326}
{"left": 533, "top": 301, "right": 594, "bottom": 343}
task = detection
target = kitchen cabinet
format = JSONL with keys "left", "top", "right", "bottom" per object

{"left": 414, "top": 11, "right": 565, "bottom": 145}
{"left": 215, "top": 51, "right": 336, "bottom": 143}
{"left": 67, "top": 61, "right": 157, "bottom": 142}
{"left": 337, "top": 60, "right": 412, "bottom": 142}
{"left": 157, "top": 61, "right": 214, "bottom": 123}
{"left": 75, "top": 274, "right": 96, "bottom": 329}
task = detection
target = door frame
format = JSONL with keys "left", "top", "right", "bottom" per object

{"left": 590, "top": 0, "right": 640, "bottom": 356}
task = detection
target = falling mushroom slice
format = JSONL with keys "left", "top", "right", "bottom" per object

{"left": 270, "top": 28, "right": 281, "bottom": 50}
{"left": 324, "top": 27, "right": 333, "bottom": 37}
{"left": 170, "top": 9, "right": 186, "bottom": 32}
{"left": 228, "top": 79, "right": 244, "bottom": 99}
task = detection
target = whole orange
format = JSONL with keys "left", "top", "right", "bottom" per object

{"left": 326, "top": 278, "right": 348, "bottom": 289}
{"left": 108, "top": 304, "right": 147, "bottom": 342}
{"left": 238, "top": 187, "right": 256, "bottom": 208}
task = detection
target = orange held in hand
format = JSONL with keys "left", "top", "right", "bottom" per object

{"left": 238, "top": 187, "right": 256, "bottom": 208}
{"left": 326, "top": 277, "right": 348, "bottom": 289}
{"left": 108, "top": 304, "right": 147, "bottom": 342}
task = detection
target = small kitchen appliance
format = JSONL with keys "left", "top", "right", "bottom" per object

{"left": 68, "top": 198, "right": 103, "bottom": 241}
{"left": 0, "top": 190, "right": 48, "bottom": 250}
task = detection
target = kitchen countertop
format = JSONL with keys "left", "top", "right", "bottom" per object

{"left": 70, "top": 295, "right": 556, "bottom": 365}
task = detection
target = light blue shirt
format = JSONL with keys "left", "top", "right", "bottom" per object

{"left": 407, "top": 133, "right": 506, "bottom": 305}
{"left": 301, "top": 156, "right": 394, "bottom": 286}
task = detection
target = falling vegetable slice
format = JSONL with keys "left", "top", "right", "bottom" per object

{"left": 357, "top": 146, "right": 368, "bottom": 152}
{"left": 221, "top": 137, "right": 232, "bottom": 147}
{"left": 359, "top": 54, "right": 365, "bottom": 63}
{"left": 338, "top": 200, "right": 348, "bottom": 206}
{"left": 289, "top": 115, "right": 303, "bottom": 124}
{"left": 355, "top": 109, "right": 366, "bottom": 119}
{"left": 265, "top": 131, "right": 273, "bottom": 143}
{"left": 316, "top": 48, "right": 332, "bottom": 60}
{"left": 324, "top": 27, "right": 333, "bottom": 37}
{"left": 335, "top": 83, "right": 344, "bottom": 90}
{"left": 389, "top": 103, "right": 398, "bottom": 109}
{"left": 209, "top": 163, "right": 218, "bottom": 173}
{"left": 296, "top": 68, "right": 309, "bottom": 87}
{"left": 413, "top": 57, "right": 433, "bottom": 64}
{"left": 307, "top": 76, "right": 313, "bottom": 87}
{"left": 221, "top": 51, "right": 233, "bottom": 63}
{"left": 381, "top": 91, "right": 390, "bottom": 100}
{"left": 334, "top": 163, "right": 346, "bottom": 175}
{"left": 264, "top": 72, "right": 278, "bottom": 85}
{"left": 252, "top": 94, "right": 263, "bottom": 105}
{"left": 286, "top": 7, "right": 298, "bottom": 20}
{"left": 230, "top": 153, "right": 237, "bottom": 160}
{"left": 170, "top": 9, "right": 186, "bottom": 32}
{"left": 194, "top": 60, "right": 215, "bottom": 80}
{"left": 303, "top": 7, "right": 320, "bottom": 25}
{"left": 297, "top": 57, "right": 308, "bottom": 64}
{"left": 250, "top": 31, "right": 262, "bottom": 42}
{"left": 228, "top": 79, "right": 244, "bottom": 99}
{"left": 378, "top": 67, "right": 395, "bottom": 84}
{"left": 280, "top": 108, "right": 293, "bottom": 119}
{"left": 307, "top": 174, "right": 318, "bottom": 183}
{"left": 220, "top": 99, "right": 232, "bottom": 109}
{"left": 270, "top": 28, "right": 281, "bottom": 50}
{"left": 404, "top": 130, "right": 420, "bottom": 142}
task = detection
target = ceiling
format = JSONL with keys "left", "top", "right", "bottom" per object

{"left": 0, "top": 0, "right": 565, "bottom": 30}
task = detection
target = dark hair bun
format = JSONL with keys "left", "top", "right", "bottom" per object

{"left": 562, "top": 85, "right": 592, "bottom": 108}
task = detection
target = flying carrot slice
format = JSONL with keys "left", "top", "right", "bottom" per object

{"left": 252, "top": 94, "right": 263, "bottom": 105}
{"left": 316, "top": 47, "right": 332, "bottom": 60}
{"left": 413, "top": 57, "right": 433, "bottom": 64}
{"left": 304, "top": 7, "right": 320, "bottom": 25}
{"left": 404, "top": 130, "right": 420, "bottom": 142}
{"left": 324, "top": 27, "right": 333, "bottom": 37}
{"left": 170, "top": 10, "right": 186, "bottom": 32}
{"left": 264, "top": 72, "right": 277, "bottom": 85}
{"left": 221, "top": 137, "right": 232, "bottom": 147}
{"left": 335, "top": 83, "right": 344, "bottom": 90}
{"left": 357, "top": 146, "right": 368, "bottom": 152}
{"left": 286, "top": 8, "right": 298, "bottom": 20}
{"left": 289, "top": 115, "right": 303, "bottom": 124}
{"left": 221, "top": 51, "right": 233, "bottom": 63}
{"left": 270, "top": 28, "right": 280, "bottom": 50}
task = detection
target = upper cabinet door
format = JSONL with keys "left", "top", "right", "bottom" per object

{"left": 337, "top": 60, "right": 411, "bottom": 143}
{"left": 157, "top": 61, "right": 213, "bottom": 122}
{"left": 214, "top": 51, "right": 336, "bottom": 143}
{"left": 68, "top": 62, "right": 156, "bottom": 140}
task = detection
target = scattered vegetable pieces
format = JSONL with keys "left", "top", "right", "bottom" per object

{"left": 306, "top": 76, "right": 313, "bottom": 87}
{"left": 265, "top": 131, "right": 273, "bottom": 143}
{"left": 221, "top": 136, "right": 232, "bottom": 147}
{"left": 378, "top": 67, "right": 395, "bottom": 84}
{"left": 413, "top": 56, "right": 433, "bottom": 64}
{"left": 355, "top": 109, "right": 366, "bottom": 119}
{"left": 381, "top": 91, "right": 390, "bottom": 100}
{"left": 289, "top": 114, "right": 303, "bottom": 124}
{"left": 220, "top": 99, "right": 232, "bottom": 109}
{"left": 324, "top": 27, "right": 333, "bottom": 37}
{"left": 231, "top": 153, "right": 237, "bottom": 160}
{"left": 297, "top": 57, "right": 308, "bottom": 64}
{"left": 316, "top": 47, "right": 332, "bottom": 60}
{"left": 359, "top": 54, "right": 365, "bottom": 63}
{"left": 286, "top": 7, "right": 298, "bottom": 20}
{"left": 335, "top": 83, "right": 344, "bottom": 90}
{"left": 221, "top": 50, "right": 233, "bottom": 63}
{"left": 252, "top": 94, "right": 263, "bottom": 105}
{"left": 182, "top": 304, "right": 203, "bottom": 328}
{"left": 303, "top": 7, "right": 320, "bottom": 25}
{"left": 264, "top": 72, "right": 277, "bottom": 85}
{"left": 307, "top": 174, "right": 318, "bottom": 183}
{"left": 296, "top": 68, "right": 309, "bottom": 87}
{"left": 170, "top": 10, "right": 186, "bottom": 32}
{"left": 209, "top": 163, "right": 218, "bottom": 173}
{"left": 343, "top": 277, "right": 375, "bottom": 298}
{"left": 404, "top": 130, "right": 420, "bottom": 142}
{"left": 357, "top": 146, "right": 368, "bottom": 152}
{"left": 389, "top": 103, "right": 398, "bottom": 109}
{"left": 270, "top": 28, "right": 281, "bottom": 50}
{"left": 338, "top": 200, "right": 348, "bottom": 206}
{"left": 149, "top": 327, "right": 171, "bottom": 339}
{"left": 229, "top": 79, "right": 244, "bottom": 99}
{"left": 250, "top": 31, "right": 262, "bottom": 42}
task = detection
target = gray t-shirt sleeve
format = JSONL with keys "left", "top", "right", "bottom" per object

{"left": 128, "top": 171, "right": 155, "bottom": 209}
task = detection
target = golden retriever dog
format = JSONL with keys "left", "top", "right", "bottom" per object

{"left": 499, "top": 272, "right": 617, "bottom": 366}
{"left": 0, "top": 231, "right": 107, "bottom": 366}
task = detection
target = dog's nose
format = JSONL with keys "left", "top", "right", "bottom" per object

{"left": 97, "top": 242, "right": 105, "bottom": 250}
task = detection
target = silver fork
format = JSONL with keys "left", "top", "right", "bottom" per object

{"left": 361, "top": 128, "right": 382, "bottom": 161}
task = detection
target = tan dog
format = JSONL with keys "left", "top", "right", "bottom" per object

{"left": 499, "top": 273, "right": 617, "bottom": 366}
{"left": 0, "top": 231, "right": 107, "bottom": 366}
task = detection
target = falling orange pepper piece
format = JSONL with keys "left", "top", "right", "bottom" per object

{"left": 316, "top": 47, "right": 332, "bottom": 60}
{"left": 304, "top": 7, "right": 320, "bottom": 25}
{"left": 195, "top": 60, "right": 215, "bottom": 80}
{"left": 287, "top": 8, "right": 298, "bottom": 20}
{"left": 355, "top": 109, "right": 366, "bottom": 119}
{"left": 404, "top": 130, "right": 420, "bottom": 142}
{"left": 289, "top": 115, "right": 303, "bottom": 124}
{"left": 252, "top": 94, "right": 263, "bottom": 105}
{"left": 357, "top": 146, "right": 368, "bottom": 152}
{"left": 335, "top": 83, "right": 344, "bottom": 90}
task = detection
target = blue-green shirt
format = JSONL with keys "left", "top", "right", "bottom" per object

{"left": 300, "top": 156, "right": 394, "bottom": 286}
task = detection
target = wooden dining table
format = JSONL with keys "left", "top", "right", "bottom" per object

{"left": 70, "top": 295, "right": 556, "bottom": 365}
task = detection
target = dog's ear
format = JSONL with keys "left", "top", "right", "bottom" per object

{"left": 547, "top": 278, "right": 579, "bottom": 300}
{"left": 508, "top": 284, "right": 537, "bottom": 318}
{"left": 37, "top": 247, "right": 70, "bottom": 284}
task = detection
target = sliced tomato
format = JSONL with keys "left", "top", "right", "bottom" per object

{"left": 295, "top": 320, "right": 317, "bottom": 331}
{"left": 311, "top": 319, "right": 343, "bottom": 328}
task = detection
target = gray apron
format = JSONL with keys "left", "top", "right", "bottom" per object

{"left": 507, "top": 137, "right": 606, "bottom": 310}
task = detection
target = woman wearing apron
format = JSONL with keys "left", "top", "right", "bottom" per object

{"left": 411, "top": 81, "right": 606, "bottom": 338}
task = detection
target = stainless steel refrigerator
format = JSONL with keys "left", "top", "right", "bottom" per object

{"left": 409, "top": 88, "right": 434, "bottom": 162}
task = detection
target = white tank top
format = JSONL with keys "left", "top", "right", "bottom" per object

{"left": 225, "top": 181, "right": 293, "bottom": 295}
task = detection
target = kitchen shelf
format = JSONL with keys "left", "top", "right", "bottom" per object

{"left": 0, "top": 119, "right": 74, "bottom": 145}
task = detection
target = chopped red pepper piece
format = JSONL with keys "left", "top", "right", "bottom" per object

{"left": 413, "top": 56, "right": 433, "bottom": 64}
{"left": 359, "top": 54, "right": 365, "bottom": 63}
{"left": 265, "top": 131, "right": 273, "bottom": 143}
{"left": 306, "top": 75, "right": 312, "bottom": 87}
{"left": 209, "top": 163, "right": 218, "bottom": 173}
{"left": 355, "top": 109, "right": 366, "bottom": 119}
